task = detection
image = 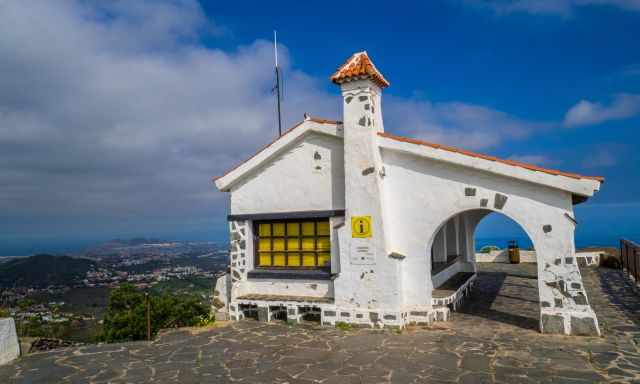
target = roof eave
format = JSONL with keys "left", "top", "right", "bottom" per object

{"left": 214, "top": 119, "right": 342, "bottom": 192}
{"left": 377, "top": 133, "right": 603, "bottom": 198}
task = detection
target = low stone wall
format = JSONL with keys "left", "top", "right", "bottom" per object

{"left": 475, "top": 250, "right": 536, "bottom": 263}
{"left": 475, "top": 250, "right": 603, "bottom": 266}
{"left": 0, "top": 318, "right": 20, "bottom": 365}
{"left": 212, "top": 273, "right": 231, "bottom": 321}
{"left": 575, "top": 251, "right": 601, "bottom": 267}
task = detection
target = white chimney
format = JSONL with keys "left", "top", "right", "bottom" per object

{"left": 331, "top": 52, "right": 397, "bottom": 311}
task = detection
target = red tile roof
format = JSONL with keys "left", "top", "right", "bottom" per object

{"left": 213, "top": 115, "right": 341, "bottom": 182}
{"left": 214, "top": 116, "right": 604, "bottom": 189}
{"left": 378, "top": 132, "right": 604, "bottom": 183}
{"left": 331, "top": 51, "right": 390, "bottom": 88}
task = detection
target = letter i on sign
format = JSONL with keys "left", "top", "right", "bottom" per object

{"left": 351, "top": 216, "right": 372, "bottom": 238}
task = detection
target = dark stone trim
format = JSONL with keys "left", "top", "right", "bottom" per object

{"left": 228, "top": 210, "right": 345, "bottom": 222}
{"left": 564, "top": 212, "right": 578, "bottom": 225}
{"left": 247, "top": 269, "right": 332, "bottom": 280}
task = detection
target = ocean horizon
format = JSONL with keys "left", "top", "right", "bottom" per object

{"left": 0, "top": 234, "right": 633, "bottom": 257}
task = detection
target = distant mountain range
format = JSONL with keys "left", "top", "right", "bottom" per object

{"left": 0, "top": 254, "right": 97, "bottom": 288}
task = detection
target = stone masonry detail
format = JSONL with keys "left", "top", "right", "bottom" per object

{"left": 228, "top": 220, "right": 248, "bottom": 319}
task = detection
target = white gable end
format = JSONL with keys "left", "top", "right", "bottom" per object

{"left": 230, "top": 132, "right": 345, "bottom": 215}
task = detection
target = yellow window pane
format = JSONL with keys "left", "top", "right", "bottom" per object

{"left": 317, "top": 237, "right": 330, "bottom": 250}
{"left": 273, "top": 253, "right": 286, "bottom": 266}
{"left": 302, "top": 253, "right": 316, "bottom": 266}
{"left": 302, "top": 237, "right": 315, "bottom": 250}
{"left": 273, "top": 238, "right": 285, "bottom": 251}
{"left": 288, "top": 253, "right": 301, "bottom": 266}
{"left": 273, "top": 223, "right": 285, "bottom": 236}
{"left": 317, "top": 221, "right": 330, "bottom": 236}
{"left": 287, "top": 238, "right": 300, "bottom": 251}
{"left": 302, "top": 222, "right": 315, "bottom": 236}
{"left": 318, "top": 253, "right": 330, "bottom": 267}
{"left": 258, "top": 223, "right": 271, "bottom": 237}
{"left": 259, "top": 238, "right": 271, "bottom": 251}
{"left": 259, "top": 253, "right": 272, "bottom": 266}
{"left": 287, "top": 222, "right": 300, "bottom": 236}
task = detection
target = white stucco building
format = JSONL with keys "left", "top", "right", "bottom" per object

{"left": 213, "top": 51, "right": 604, "bottom": 336}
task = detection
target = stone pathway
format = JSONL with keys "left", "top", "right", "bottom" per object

{"left": 2, "top": 264, "right": 640, "bottom": 383}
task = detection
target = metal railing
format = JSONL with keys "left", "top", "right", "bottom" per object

{"left": 620, "top": 239, "right": 640, "bottom": 283}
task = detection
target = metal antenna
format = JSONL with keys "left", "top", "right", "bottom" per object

{"left": 274, "top": 30, "right": 282, "bottom": 137}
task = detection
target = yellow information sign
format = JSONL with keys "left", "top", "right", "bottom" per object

{"left": 351, "top": 216, "right": 372, "bottom": 238}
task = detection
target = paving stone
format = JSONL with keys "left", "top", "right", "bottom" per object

{"left": 541, "top": 314, "right": 565, "bottom": 334}
{"left": 460, "top": 353, "right": 491, "bottom": 372}
{"left": 3, "top": 264, "right": 640, "bottom": 383}
{"left": 459, "top": 372, "right": 492, "bottom": 383}
{"left": 570, "top": 316, "right": 599, "bottom": 336}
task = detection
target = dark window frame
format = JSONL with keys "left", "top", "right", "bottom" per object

{"left": 253, "top": 218, "right": 331, "bottom": 270}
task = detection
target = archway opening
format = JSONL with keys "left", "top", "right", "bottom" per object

{"left": 429, "top": 209, "right": 541, "bottom": 331}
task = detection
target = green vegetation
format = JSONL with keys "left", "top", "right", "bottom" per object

{"left": 29, "top": 287, "right": 110, "bottom": 318}
{"left": 16, "top": 317, "right": 74, "bottom": 340}
{"left": 335, "top": 321, "right": 352, "bottom": 330}
{"left": 150, "top": 276, "right": 214, "bottom": 297}
{"left": 479, "top": 245, "right": 500, "bottom": 254}
{"left": 100, "top": 284, "right": 210, "bottom": 343}
{"left": 0, "top": 255, "right": 98, "bottom": 288}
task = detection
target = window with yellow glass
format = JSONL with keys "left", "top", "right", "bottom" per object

{"left": 254, "top": 219, "right": 331, "bottom": 269}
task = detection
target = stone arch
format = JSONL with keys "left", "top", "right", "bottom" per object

{"left": 424, "top": 207, "right": 540, "bottom": 267}
{"left": 419, "top": 204, "right": 599, "bottom": 336}
{"left": 381, "top": 148, "right": 600, "bottom": 335}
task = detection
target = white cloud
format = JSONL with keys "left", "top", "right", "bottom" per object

{"left": 0, "top": 0, "right": 338, "bottom": 225}
{"left": 582, "top": 148, "right": 617, "bottom": 168}
{"left": 384, "top": 97, "right": 548, "bottom": 150}
{"left": 0, "top": 1, "right": 550, "bottom": 239}
{"left": 471, "top": 0, "right": 640, "bottom": 15}
{"left": 563, "top": 93, "right": 640, "bottom": 127}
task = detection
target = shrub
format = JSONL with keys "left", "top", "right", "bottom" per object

{"left": 479, "top": 245, "right": 500, "bottom": 254}
{"left": 335, "top": 321, "right": 351, "bottom": 330}
{"left": 100, "top": 284, "right": 210, "bottom": 343}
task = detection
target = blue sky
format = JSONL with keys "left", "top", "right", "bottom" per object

{"left": 1, "top": 1, "right": 639, "bottom": 255}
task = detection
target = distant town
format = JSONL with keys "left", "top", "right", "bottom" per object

{"left": 0, "top": 238, "right": 228, "bottom": 342}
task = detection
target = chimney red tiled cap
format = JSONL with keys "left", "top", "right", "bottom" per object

{"left": 331, "top": 51, "right": 390, "bottom": 88}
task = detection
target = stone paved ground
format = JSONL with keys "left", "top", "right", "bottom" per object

{"left": 2, "top": 263, "right": 640, "bottom": 383}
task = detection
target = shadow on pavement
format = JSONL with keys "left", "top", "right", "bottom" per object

{"left": 456, "top": 265, "right": 540, "bottom": 331}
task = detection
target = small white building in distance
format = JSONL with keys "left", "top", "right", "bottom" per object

{"left": 213, "top": 51, "right": 604, "bottom": 336}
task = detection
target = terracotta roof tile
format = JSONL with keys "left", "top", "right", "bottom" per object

{"left": 378, "top": 132, "right": 604, "bottom": 183}
{"left": 331, "top": 51, "right": 390, "bottom": 88}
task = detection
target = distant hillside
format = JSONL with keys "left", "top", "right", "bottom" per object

{"left": 0, "top": 254, "right": 97, "bottom": 288}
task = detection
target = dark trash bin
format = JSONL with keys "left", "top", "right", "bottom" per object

{"left": 508, "top": 240, "right": 520, "bottom": 264}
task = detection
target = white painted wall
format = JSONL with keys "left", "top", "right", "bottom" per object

{"left": 380, "top": 148, "right": 594, "bottom": 326}
{"left": 0, "top": 318, "right": 19, "bottom": 365}
{"left": 332, "top": 79, "right": 403, "bottom": 314}
{"left": 219, "top": 58, "right": 600, "bottom": 333}
{"left": 230, "top": 132, "right": 345, "bottom": 214}
{"left": 241, "top": 279, "right": 333, "bottom": 298}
